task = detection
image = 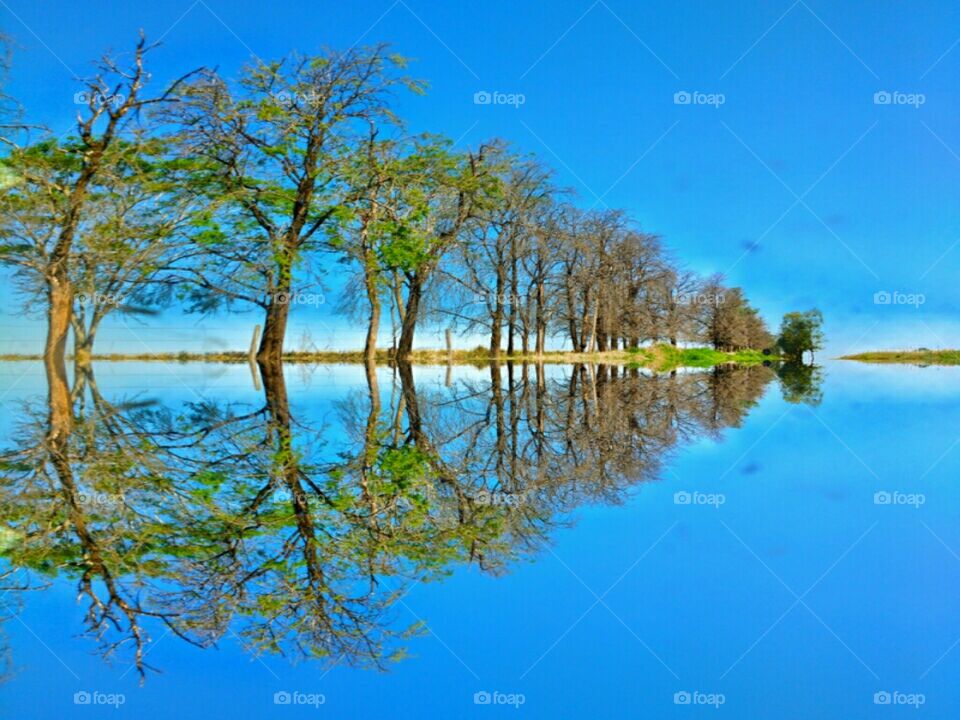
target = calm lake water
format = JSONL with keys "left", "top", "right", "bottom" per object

{"left": 0, "top": 359, "right": 958, "bottom": 718}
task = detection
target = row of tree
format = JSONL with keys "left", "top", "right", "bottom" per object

{"left": 0, "top": 35, "right": 794, "bottom": 370}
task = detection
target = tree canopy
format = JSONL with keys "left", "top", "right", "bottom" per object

{"left": 777, "top": 309, "right": 825, "bottom": 362}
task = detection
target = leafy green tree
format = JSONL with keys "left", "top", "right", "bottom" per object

{"left": 1, "top": 136, "right": 197, "bottom": 363}
{"left": 777, "top": 309, "right": 824, "bottom": 362}
{"left": 166, "top": 46, "right": 422, "bottom": 365}
{"left": 379, "top": 142, "right": 498, "bottom": 359}
{"left": 0, "top": 36, "right": 194, "bottom": 377}
{"left": 329, "top": 133, "right": 473, "bottom": 364}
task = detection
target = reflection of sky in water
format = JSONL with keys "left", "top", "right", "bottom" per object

{"left": 0, "top": 360, "right": 957, "bottom": 718}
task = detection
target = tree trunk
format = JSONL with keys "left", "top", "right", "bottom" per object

{"left": 45, "top": 345, "right": 73, "bottom": 441}
{"left": 490, "top": 321, "right": 502, "bottom": 359}
{"left": 258, "top": 290, "right": 290, "bottom": 365}
{"left": 72, "top": 307, "right": 105, "bottom": 367}
{"left": 392, "top": 272, "right": 406, "bottom": 323}
{"left": 507, "top": 251, "right": 518, "bottom": 356}
{"left": 361, "top": 353, "right": 381, "bottom": 516}
{"left": 491, "top": 264, "right": 505, "bottom": 360}
{"left": 258, "top": 247, "right": 294, "bottom": 365}
{"left": 587, "top": 299, "right": 599, "bottom": 352}
{"left": 45, "top": 271, "right": 73, "bottom": 370}
{"left": 535, "top": 279, "right": 546, "bottom": 355}
{"left": 397, "top": 276, "right": 422, "bottom": 360}
{"left": 364, "top": 260, "right": 381, "bottom": 366}
{"left": 578, "top": 289, "right": 591, "bottom": 352}
{"left": 596, "top": 312, "right": 607, "bottom": 352}
{"left": 74, "top": 332, "right": 95, "bottom": 367}
{"left": 565, "top": 272, "right": 578, "bottom": 350}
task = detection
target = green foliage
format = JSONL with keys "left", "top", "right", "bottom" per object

{"left": 777, "top": 309, "right": 824, "bottom": 361}
{"left": 776, "top": 361, "right": 825, "bottom": 405}
{"left": 165, "top": 45, "right": 426, "bottom": 321}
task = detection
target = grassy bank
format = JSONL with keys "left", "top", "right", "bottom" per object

{"left": 628, "top": 345, "right": 771, "bottom": 371}
{"left": 0, "top": 344, "right": 776, "bottom": 370}
{"left": 841, "top": 350, "right": 960, "bottom": 366}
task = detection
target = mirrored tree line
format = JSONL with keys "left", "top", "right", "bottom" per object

{"left": 0, "top": 355, "right": 825, "bottom": 680}
{"left": 0, "top": 37, "right": 777, "bottom": 370}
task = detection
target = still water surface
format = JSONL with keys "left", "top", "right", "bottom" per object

{"left": 0, "top": 359, "right": 957, "bottom": 718}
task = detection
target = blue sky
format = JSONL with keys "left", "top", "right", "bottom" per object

{"left": 1, "top": 0, "right": 959, "bottom": 354}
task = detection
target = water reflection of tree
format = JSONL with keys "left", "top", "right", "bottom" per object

{"left": 776, "top": 362, "right": 825, "bottom": 405}
{"left": 0, "top": 359, "right": 776, "bottom": 678}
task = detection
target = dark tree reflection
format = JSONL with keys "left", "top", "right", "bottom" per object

{"left": 776, "top": 361, "right": 825, "bottom": 405}
{"left": 0, "top": 359, "right": 777, "bottom": 678}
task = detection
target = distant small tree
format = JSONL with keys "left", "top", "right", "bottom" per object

{"left": 777, "top": 309, "right": 824, "bottom": 362}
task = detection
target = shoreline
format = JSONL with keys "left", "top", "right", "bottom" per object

{"left": 840, "top": 350, "right": 960, "bottom": 366}
{"left": 0, "top": 345, "right": 777, "bottom": 372}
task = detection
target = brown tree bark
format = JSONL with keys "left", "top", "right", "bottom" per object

{"left": 258, "top": 247, "right": 295, "bottom": 365}
{"left": 507, "top": 250, "right": 518, "bottom": 356}
{"left": 397, "top": 276, "right": 422, "bottom": 360}
{"left": 45, "top": 270, "right": 74, "bottom": 368}
{"left": 258, "top": 291, "right": 291, "bottom": 365}
{"left": 363, "top": 257, "right": 381, "bottom": 366}
{"left": 596, "top": 312, "right": 608, "bottom": 352}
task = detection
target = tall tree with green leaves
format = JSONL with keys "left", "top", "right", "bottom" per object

{"left": 0, "top": 35, "right": 194, "bottom": 376}
{"left": 167, "top": 45, "right": 423, "bottom": 365}
{"left": 330, "top": 132, "right": 469, "bottom": 365}
{"left": 376, "top": 140, "right": 496, "bottom": 359}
